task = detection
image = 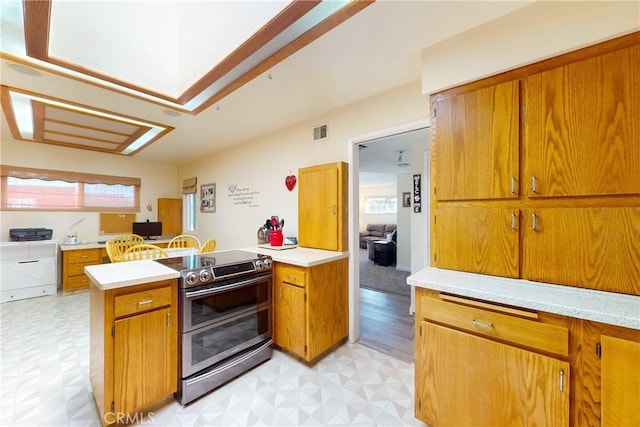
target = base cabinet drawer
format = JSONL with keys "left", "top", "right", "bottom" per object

{"left": 114, "top": 285, "right": 172, "bottom": 318}
{"left": 63, "top": 248, "right": 103, "bottom": 291}
{"left": 421, "top": 294, "right": 568, "bottom": 356}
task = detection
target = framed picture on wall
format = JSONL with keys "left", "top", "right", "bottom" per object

{"left": 402, "top": 192, "right": 411, "bottom": 207}
{"left": 200, "top": 183, "right": 216, "bottom": 212}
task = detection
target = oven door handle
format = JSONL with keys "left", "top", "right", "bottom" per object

{"left": 184, "top": 274, "right": 270, "bottom": 299}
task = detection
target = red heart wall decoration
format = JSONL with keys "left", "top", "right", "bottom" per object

{"left": 285, "top": 174, "right": 297, "bottom": 191}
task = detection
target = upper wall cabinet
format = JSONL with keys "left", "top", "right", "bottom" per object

{"left": 434, "top": 206, "right": 519, "bottom": 279}
{"left": 433, "top": 80, "right": 520, "bottom": 201}
{"left": 524, "top": 45, "right": 640, "bottom": 197}
{"left": 298, "top": 162, "right": 348, "bottom": 252}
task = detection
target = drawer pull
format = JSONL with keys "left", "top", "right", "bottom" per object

{"left": 137, "top": 299, "right": 154, "bottom": 305}
{"left": 472, "top": 319, "right": 494, "bottom": 329}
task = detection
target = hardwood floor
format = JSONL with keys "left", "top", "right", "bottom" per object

{"left": 358, "top": 287, "right": 414, "bottom": 363}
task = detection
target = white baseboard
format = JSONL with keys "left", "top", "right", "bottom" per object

{"left": 396, "top": 264, "right": 410, "bottom": 272}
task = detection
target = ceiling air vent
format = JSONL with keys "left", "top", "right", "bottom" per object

{"left": 313, "top": 124, "right": 328, "bottom": 141}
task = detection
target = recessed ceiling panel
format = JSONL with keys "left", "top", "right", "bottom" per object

{"left": 43, "top": 121, "right": 127, "bottom": 143}
{"left": 44, "top": 106, "right": 139, "bottom": 134}
{"left": 0, "top": 86, "right": 173, "bottom": 156}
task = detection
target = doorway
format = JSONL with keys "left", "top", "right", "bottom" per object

{"left": 348, "top": 120, "right": 430, "bottom": 362}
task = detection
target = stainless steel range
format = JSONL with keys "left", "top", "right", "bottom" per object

{"left": 155, "top": 250, "right": 273, "bottom": 405}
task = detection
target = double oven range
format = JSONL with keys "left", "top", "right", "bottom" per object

{"left": 155, "top": 250, "right": 273, "bottom": 405}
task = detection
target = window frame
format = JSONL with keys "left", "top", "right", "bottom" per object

{"left": 1, "top": 165, "right": 140, "bottom": 212}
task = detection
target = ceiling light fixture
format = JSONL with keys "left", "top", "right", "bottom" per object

{"left": 8, "top": 63, "right": 41, "bottom": 77}
{"left": 396, "top": 150, "right": 410, "bottom": 167}
{"left": 162, "top": 109, "right": 181, "bottom": 117}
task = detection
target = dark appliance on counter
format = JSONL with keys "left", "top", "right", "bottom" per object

{"left": 9, "top": 228, "right": 53, "bottom": 241}
{"left": 155, "top": 250, "right": 273, "bottom": 405}
{"left": 132, "top": 221, "right": 162, "bottom": 240}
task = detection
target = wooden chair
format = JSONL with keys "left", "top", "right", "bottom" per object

{"left": 168, "top": 234, "right": 201, "bottom": 249}
{"left": 121, "top": 244, "right": 169, "bottom": 261}
{"left": 199, "top": 238, "right": 217, "bottom": 253}
{"left": 105, "top": 234, "right": 145, "bottom": 262}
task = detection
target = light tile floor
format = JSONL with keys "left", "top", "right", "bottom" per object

{"left": 0, "top": 290, "right": 422, "bottom": 427}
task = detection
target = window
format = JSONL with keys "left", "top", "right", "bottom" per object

{"left": 1, "top": 165, "right": 140, "bottom": 211}
{"left": 364, "top": 196, "right": 397, "bottom": 214}
{"left": 183, "top": 193, "right": 198, "bottom": 232}
{"left": 182, "top": 177, "right": 198, "bottom": 232}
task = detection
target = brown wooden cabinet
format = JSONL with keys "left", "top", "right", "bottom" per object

{"left": 521, "top": 207, "right": 640, "bottom": 294}
{"left": 90, "top": 279, "right": 178, "bottom": 426}
{"left": 298, "top": 162, "right": 347, "bottom": 252}
{"left": 417, "top": 323, "right": 570, "bottom": 426}
{"left": 273, "top": 259, "right": 348, "bottom": 362}
{"left": 524, "top": 44, "right": 640, "bottom": 198}
{"left": 158, "top": 198, "right": 182, "bottom": 235}
{"left": 415, "top": 290, "right": 570, "bottom": 426}
{"left": 600, "top": 334, "right": 640, "bottom": 427}
{"left": 431, "top": 33, "right": 640, "bottom": 296}
{"left": 415, "top": 289, "right": 574, "bottom": 426}
{"left": 433, "top": 80, "right": 520, "bottom": 201}
{"left": 434, "top": 206, "right": 519, "bottom": 278}
{"left": 63, "top": 247, "right": 106, "bottom": 291}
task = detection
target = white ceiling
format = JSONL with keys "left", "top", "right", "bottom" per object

{"left": 0, "top": 1, "right": 532, "bottom": 165}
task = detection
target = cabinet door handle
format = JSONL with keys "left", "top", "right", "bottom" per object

{"left": 559, "top": 369, "right": 565, "bottom": 392}
{"left": 167, "top": 312, "right": 171, "bottom": 326}
{"left": 472, "top": 319, "right": 494, "bottom": 328}
{"left": 137, "top": 299, "right": 154, "bottom": 305}
{"left": 510, "top": 177, "right": 516, "bottom": 194}
{"left": 332, "top": 204, "right": 337, "bottom": 215}
{"left": 510, "top": 213, "right": 517, "bottom": 230}
{"left": 531, "top": 213, "right": 537, "bottom": 230}
{"left": 531, "top": 176, "right": 538, "bottom": 193}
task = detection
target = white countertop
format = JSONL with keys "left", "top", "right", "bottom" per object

{"left": 85, "top": 260, "right": 179, "bottom": 290}
{"left": 85, "top": 246, "right": 347, "bottom": 290}
{"left": 408, "top": 267, "right": 640, "bottom": 330}
{"left": 60, "top": 238, "right": 172, "bottom": 251}
{"left": 244, "top": 245, "right": 349, "bottom": 267}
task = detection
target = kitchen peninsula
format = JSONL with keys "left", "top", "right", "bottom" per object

{"left": 85, "top": 246, "right": 348, "bottom": 425}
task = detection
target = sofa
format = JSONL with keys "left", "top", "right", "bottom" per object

{"left": 359, "top": 224, "right": 397, "bottom": 249}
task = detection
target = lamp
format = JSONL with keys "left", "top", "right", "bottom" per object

{"left": 396, "top": 150, "right": 410, "bottom": 167}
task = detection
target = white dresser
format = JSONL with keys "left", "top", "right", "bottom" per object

{"left": 0, "top": 240, "right": 57, "bottom": 302}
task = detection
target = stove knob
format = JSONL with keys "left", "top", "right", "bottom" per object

{"left": 255, "top": 260, "right": 263, "bottom": 271}
{"left": 263, "top": 258, "right": 272, "bottom": 269}
{"left": 186, "top": 272, "right": 198, "bottom": 285}
{"left": 199, "top": 269, "right": 212, "bottom": 282}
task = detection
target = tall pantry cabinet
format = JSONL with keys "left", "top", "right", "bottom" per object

{"left": 423, "top": 32, "right": 640, "bottom": 427}
{"left": 298, "top": 162, "right": 348, "bottom": 252}
{"left": 431, "top": 35, "right": 640, "bottom": 295}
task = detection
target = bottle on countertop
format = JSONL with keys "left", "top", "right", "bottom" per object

{"left": 257, "top": 225, "right": 268, "bottom": 244}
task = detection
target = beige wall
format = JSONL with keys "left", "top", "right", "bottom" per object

{"left": 178, "top": 80, "right": 428, "bottom": 251}
{"left": 421, "top": 1, "right": 640, "bottom": 94}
